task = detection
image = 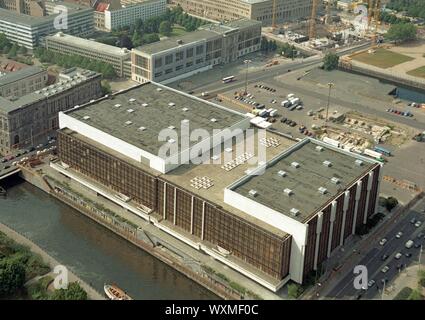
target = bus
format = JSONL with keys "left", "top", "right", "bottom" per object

{"left": 222, "top": 76, "right": 235, "bottom": 83}
{"left": 373, "top": 146, "right": 391, "bottom": 157}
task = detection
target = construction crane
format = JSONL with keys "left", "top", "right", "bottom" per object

{"left": 372, "top": 0, "right": 381, "bottom": 44}
{"left": 367, "top": 0, "right": 374, "bottom": 31}
{"left": 272, "top": 0, "right": 277, "bottom": 30}
{"left": 309, "top": 0, "right": 318, "bottom": 39}
{"left": 325, "top": 0, "right": 332, "bottom": 25}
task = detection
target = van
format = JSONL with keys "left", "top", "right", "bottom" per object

{"left": 287, "top": 93, "right": 295, "bottom": 99}
{"left": 281, "top": 100, "right": 290, "bottom": 107}
{"left": 405, "top": 240, "right": 414, "bottom": 249}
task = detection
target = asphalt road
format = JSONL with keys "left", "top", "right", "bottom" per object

{"left": 325, "top": 198, "right": 425, "bottom": 300}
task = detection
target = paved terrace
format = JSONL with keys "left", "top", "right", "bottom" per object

{"left": 231, "top": 139, "right": 377, "bottom": 223}
{"left": 67, "top": 82, "right": 246, "bottom": 156}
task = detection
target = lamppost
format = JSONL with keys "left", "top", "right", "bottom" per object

{"left": 325, "top": 82, "right": 334, "bottom": 128}
{"left": 244, "top": 59, "right": 251, "bottom": 95}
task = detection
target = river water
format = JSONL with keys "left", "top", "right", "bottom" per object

{"left": 0, "top": 178, "right": 218, "bottom": 300}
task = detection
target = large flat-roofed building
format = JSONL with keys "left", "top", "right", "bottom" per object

{"left": 0, "top": 2, "right": 94, "bottom": 49}
{"left": 93, "top": 0, "right": 166, "bottom": 32}
{"left": 0, "top": 0, "right": 45, "bottom": 16}
{"left": 54, "top": 82, "right": 382, "bottom": 291}
{"left": 0, "top": 68, "right": 102, "bottom": 154}
{"left": 45, "top": 32, "right": 131, "bottom": 78}
{"left": 170, "top": 0, "right": 313, "bottom": 26}
{"left": 0, "top": 66, "right": 48, "bottom": 98}
{"left": 131, "top": 19, "right": 262, "bottom": 84}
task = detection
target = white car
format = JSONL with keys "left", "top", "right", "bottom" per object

{"left": 395, "top": 252, "right": 403, "bottom": 260}
{"left": 379, "top": 238, "right": 387, "bottom": 246}
{"left": 396, "top": 231, "right": 403, "bottom": 239}
{"left": 415, "top": 221, "right": 422, "bottom": 228}
{"left": 367, "top": 280, "right": 376, "bottom": 288}
{"left": 381, "top": 266, "right": 390, "bottom": 273}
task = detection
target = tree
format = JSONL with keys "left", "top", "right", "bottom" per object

{"left": 131, "top": 30, "right": 143, "bottom": 47}
{"left": 385, "top": 23, "right": 417, "bottom": 44}
{"left": 7, "top": 43, "right": 18, "bottom": 59}
{"left": 407, "top": 289, "right": 424, "bottom": 300}
{"left": 51, "top": 282, "right": 88, "bottom": 300}
{"left": 101, "top": 80, "right": 112, "bottom": 95}
{"left": 142, "top": 33, "right": 160, "bottom": 44}
{"left": 118, "top": 35, "right": 133, "bottom": 49}
{"left": 287, "top": 283, "right": 303, "bottom": 299}
{"left": 0, "top": 258, "right": 26, "bottom": 296}
{"left": 159, "top": 21, "right": 172, "bottom": 36}
{"left": 385, "top": 197, "right": 398, "bottom": 212}
{"left": 323, "top": 52, "right": 339, "bottom": 71}
{"left": 18, "top": 45, "right": 27, "bottom": 55}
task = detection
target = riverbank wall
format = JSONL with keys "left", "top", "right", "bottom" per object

{"left": 14, "top": 163, "right": 247, "bottom": 300}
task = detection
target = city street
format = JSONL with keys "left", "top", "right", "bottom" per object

{"left": 321, "top": 198, "right": 425, "bottom": 300}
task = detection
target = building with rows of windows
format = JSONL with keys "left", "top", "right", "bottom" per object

{"left": 54, "top": 82, "right": 383, "bottom": 291}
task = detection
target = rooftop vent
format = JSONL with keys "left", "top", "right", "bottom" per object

{"left": 156, "top": 88, "right": 163, "bottom": 92}
{"left": 290, "top": 208, "right": 300, "bottom": 217}
{"left": 210, "top": 118, "right": 217, "bottom": 122}
{"left": 168, "top": 125, "right": 175, "bottom": 130}
{"left": 142, "top": 103, "right": 148, "bottom": 107}
{"left": 127, "top": 109, "right": 135, "bottom": 113}
{"left": 129, "top": 98, "right": 136, "bottom": 103}
{"left": 168, "top": 102, "right": 175, "bottom": 107}
{"left": 224, "top": 147, "right": 232, "bottom": 153}
{"left": 318, "top": 187, "right": 328, "bottom": 195}
{"left": 284, "top": 188, "right": 293, "bottom": 196}
{"left": 138, "top": 126, "right": 146, "bottom": 131}
{"left": 125, "top": 120, "right": 132, "bottom": 125}
{"left": 291, "top": 161, "right": 300, "bottom": 168}
{"left": 316, "top": 146, "right": 324, "bottom": 152}
{"left": 114, "top": 104, "right": 121, "bottom": 108}
{"left": 83, "top": 115, "right": 90, "bottom": 120}
{"left": 355, "top": 159, "right": 364, "bottom": 166}
{"left": 277, "top": 170, "right": 287, "bottom": 177}
{"left": 182, "top": 119, "right": 189, "bottom": 124}
{"left": 248, "top": 189, "right": 258, "bottom": 197}
{"left": 331, "top": 177, "right": 340, "bottom": 184}
{"left": 177, "top": 39, "right": 183, "bottom": 45}
{"left": 168, "top": 138, "right": 176, "bottom": 144}
{"left": 182, "top": 107, "right": 189, "bottom": 112}
{"left": 323, "top": 160, "right": 332, "bottom": 167}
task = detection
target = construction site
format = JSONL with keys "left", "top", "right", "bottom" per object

{"left": 264, "top": 0, "right": 387, "bottom": 52}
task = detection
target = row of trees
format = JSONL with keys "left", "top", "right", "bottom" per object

{"left": 0, "top": 33, "right": 28, "bottom": 58}
{"left": 34, "top": 47, "right": 117, "bottom": 79}
{"left": 379, "top": 11, "right": 411, "bottom": 25}
{"left": 260, "top": 37, "right": 278, "bottom": 53}
{"left": 385, "top": 22, "right": 417, "bottom": 43}
{"left": 387, "top": 0, "right": 425, "bottom": 19}
{"left": 100, "top": 6, "right": 207, "bottom": 50}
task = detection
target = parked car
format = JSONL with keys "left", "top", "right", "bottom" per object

{"left": 381, "top": 254, "right": 389, "bottom": 261}
{"left": 415, "top": 221, "right": 422, "bottom": 228}
{"left": 395, "top": 252, "right": 402, "bottom": 260}
{"left": 396, "top": 231, "right": 403, "bottom": 239}
{"left": 367, "top": 279, "right": 375, "bottom": 288}
{"left": 410, "top": 218, "right": 417, "bottom": 224}
{"left": 405, "top": 252, "right": 412, "bottom": 258}
{"left": 379, "top": 238, "right": 387, "bottom": 246}
{"left": 381, "top": 266, "right": 390, "bottom": 273}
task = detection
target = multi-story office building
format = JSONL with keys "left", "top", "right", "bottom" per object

{"left": 131, "top": 19, "right": 262, "bottom": 84}
{"left": 0, "top": 66, "right": 48, "bottom": 98}
{"left": 0, "top": 0, "right": 45, "bottom": 16}
{"left": 54, "top": 82, "right": 382, "bottom": 291}
{"left": 0, "top": 68, "right": 102, "bottom": 154}
{"left": 170, "top": 0, "right": 313, "bottom": 26}
{"left": 45, "top": 32, "right": 132, "bottom": 78}
{"left": 0, "top": 2, "right": 94, "bottom": 49}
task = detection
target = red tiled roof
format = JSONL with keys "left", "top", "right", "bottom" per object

{"left": 95, "top": 2, "right": 109, "bottom": 12}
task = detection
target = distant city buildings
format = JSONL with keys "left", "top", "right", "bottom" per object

{"left": 131, "top": 19, "right": 262, "bottom": 84}
{"left": 54, "top": 82, "right": 382, "bottom": 291}
{"left": 45, "top": 32, "right": 132, "bottom": 77}
{"left": 0, "top": 68, "right": 102, "bottom": 153}
{"left": 94, "top": 0, "right": 167, "bottom": 32}
{"left": 0, "top": 1, "right": 94, "bottom": 49}
{"left": 0, "top": 66, "right": 48, "bottom": 99}
{"left": 0, "top": 0, "right": 45, "bottom": 16}
{"left": 169, "top": 0, "right": 313, "bottom": 26}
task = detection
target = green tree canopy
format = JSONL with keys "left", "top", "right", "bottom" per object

{"left": 323, "top": 53, "right": 339, "bottom": 71}
{"left": 0, "top": 258, "right": 26, "bottom": 296}
{"left": 385, "top": 23, "right": 417, "bottom": 43}
{"left": 51, "top": 282, "right": 88, "bottom": 300}
{"left": 159, "top": 21, "right": 172, "bottom": 36}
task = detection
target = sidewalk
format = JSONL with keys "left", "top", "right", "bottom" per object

{"left": 0, "top": 222, "right": 105, "bottom": 300}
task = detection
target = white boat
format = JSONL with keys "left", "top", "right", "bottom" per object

{"left": 104, "top": 284, "right": 133, "bottom": 300}
{"left": 217, "top": 245, "right": 231, "bottom": 256}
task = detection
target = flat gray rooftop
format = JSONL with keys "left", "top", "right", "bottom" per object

{"left": 232, "top": 139, "right": 377, "bottom": 222}
{"left": 0, "top": 66, "right": 45, "bottom": 87}
{"left": 0, "top": 68, "right": 99, "bottom": 114}
{"left": 135, "top": 30, "right": 218, "bottom": 55}
{"left": 0, "top": 5, "right": 92, "bottom": 27}
{"left": 68, "top": 82, "right": 246, "bottom": 156}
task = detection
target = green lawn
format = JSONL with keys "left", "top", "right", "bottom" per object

{"left": 407, "top": 65, "right": 425, "bottom": 79}
{"left": 170, "top": 25, "right": 187, "bottom": 37}
{"left": 352, "top": 48, "right": 413, "bottom": 69}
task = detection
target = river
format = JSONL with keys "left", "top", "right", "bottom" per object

{"left": 0, "top": 177, "right": 218, "bottom": 300}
